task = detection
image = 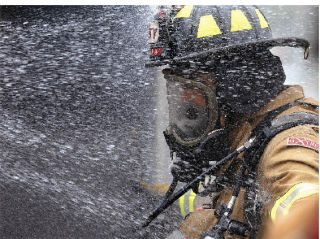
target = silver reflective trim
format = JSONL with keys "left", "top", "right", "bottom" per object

{"left": 166, "top": 230, "right": 186, "bottom": 239}
{"left": 271, "top": 183, "right": 319, "bottom": 222}
{"left": 204, "top": 236, "right": 215, "bottom": 239}
{"left": 276, "top": 184, "right": 317, "bottom": 219}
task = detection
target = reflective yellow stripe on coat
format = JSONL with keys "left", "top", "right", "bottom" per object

{"left": 271, "top": 183, "right": 319, "bottom": 222}
{"left": 179, "top": 190, "right": 197, "bottom": 217}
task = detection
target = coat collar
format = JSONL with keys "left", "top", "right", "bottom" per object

{"left": 250, "top": 85, "right": 305, "bottom": 118}
{"left": 228, "top": 86, "right": 305, "bottom": 150}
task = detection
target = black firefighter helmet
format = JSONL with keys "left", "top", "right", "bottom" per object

{"left": 146, "top": 5, "right": 310, "bottom": 67}
{"left": 146, "top": 5, "right": 310, "bottom": 116}
{"left": 146, "top": 5, "right": 312, "bottom": 148}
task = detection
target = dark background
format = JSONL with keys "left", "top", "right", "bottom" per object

{"left": 0, "top": 6, "right": 180, "bottom": 239}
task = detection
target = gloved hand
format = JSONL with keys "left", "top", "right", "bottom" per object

{"left": 170, "top": 151, "right": 220, "bottom": 195}
{"left": 169, "top": 152, "right": 203, "bottom": 183}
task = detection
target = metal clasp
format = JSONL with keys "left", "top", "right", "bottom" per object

{"left": 304, "top": 46, "right": 310, "bottom": 59}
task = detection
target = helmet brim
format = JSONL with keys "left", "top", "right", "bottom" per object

{"left": 145, "top": 37, "right": 310, "bottom": 67}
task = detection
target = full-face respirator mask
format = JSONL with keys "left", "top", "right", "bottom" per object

{"left": 163, "top": 69, "right": 230, "bottom": 183}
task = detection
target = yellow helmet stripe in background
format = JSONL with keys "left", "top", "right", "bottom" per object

{"left": 255, "top": 9, "right": 269, "bottom": 28}
{"left": 175, "top": 5, "right": 194, "bottom": 18}
{"left": 179, "top": 190, "right": 197, "bottom": 217}
{"left": 230, "top": 9, "right": 252, "bottom": 32}
{"left": 197, "top": 15, "right": 222, "bottom": 38}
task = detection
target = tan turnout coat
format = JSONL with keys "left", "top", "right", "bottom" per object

{"left": 179, "top": 86, "right": 319, "bottom": 239}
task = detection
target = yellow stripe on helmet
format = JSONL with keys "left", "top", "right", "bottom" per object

{"left": 271, "top": 183, "right": 319, "bottom": 222}
{"left": 255, "top": 9, "right": 269, "bottom": 28}
{"left": 175, "top": 5, "right": 193, "bottom": 18}
{"left": 197, "top": 15, "right": 222, "bottom": 38}
{"left": 230, "top": 9, "right": 252, "bottom": 32}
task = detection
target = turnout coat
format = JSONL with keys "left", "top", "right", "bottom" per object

{"left": 179, "top": 85, "right": 319, "bottom": 239}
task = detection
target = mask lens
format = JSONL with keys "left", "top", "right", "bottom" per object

{"left": 167, "top": 80, "right": 209, "bottom": 141}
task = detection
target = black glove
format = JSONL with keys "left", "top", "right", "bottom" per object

{"left": 165, "top": 128, "right": 230, "bottom": 185}
{"left": 169, "top": 151, "right": 204, "bottom": 183}
{"left": 170, "top": 151, "right": 220, "bottom": 196}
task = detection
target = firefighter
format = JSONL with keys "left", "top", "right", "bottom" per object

{"left": 146, "top": 5, "right": 318, "bottom": 239}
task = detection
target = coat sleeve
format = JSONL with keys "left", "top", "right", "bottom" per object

{"left": 257, "top": 124, "right": 319, "bottom": 226}
{"left": 262, "top": 193, "right": 318, "bottom": 239}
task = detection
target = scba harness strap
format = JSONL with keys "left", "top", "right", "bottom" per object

{"left": 243, "top": 102, "right": 318, "bottom": 238}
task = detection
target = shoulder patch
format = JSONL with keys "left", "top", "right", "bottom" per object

{"left": 287, "top": 137, "right": 319, "bottom": 152}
